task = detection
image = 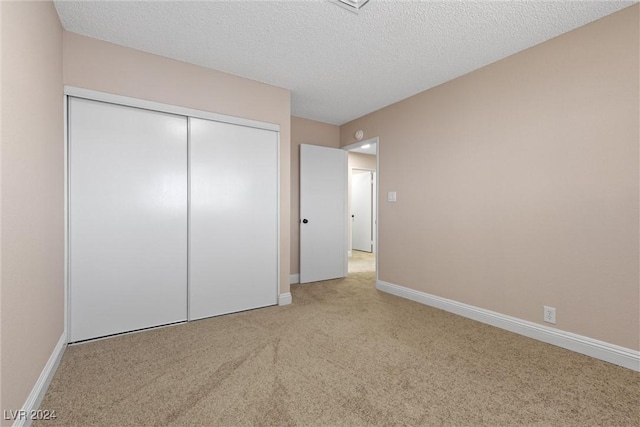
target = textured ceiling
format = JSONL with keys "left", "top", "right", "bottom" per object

{"left": 54, "top": 1, "right": 635, "bottom": 125}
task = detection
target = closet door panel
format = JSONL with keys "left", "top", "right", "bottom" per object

{"left": 69, "top": 98, "right": 188, "bottom": 342}
{"left": 190, "top": 118, "right": 278, "bottom": 320}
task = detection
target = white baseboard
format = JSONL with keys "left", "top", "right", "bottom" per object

{"left": 279, "top": 292, "right": 292, "bottom": 306}
{"left": 289, "top": 274, "right": 300, "bottom": 285}
{"left": 14, "top": 332, "right": 67, "bottom": 427}
{"left": 376, "top": 280, "right": 639, "bottom": 372}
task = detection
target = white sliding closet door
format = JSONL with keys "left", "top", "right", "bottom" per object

{"left": 189, "top": 118, "right": 278, "bottom": 320}
{"left": 69, "top": 97, "right": 188, "bottom": 342}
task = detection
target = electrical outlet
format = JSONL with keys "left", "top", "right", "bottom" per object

{"left": 543, "top": 306, "right": 556, "bottom": 324}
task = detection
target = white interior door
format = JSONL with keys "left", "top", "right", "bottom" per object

{"left": 300, "top": 144, "right": 347, "bottom": 283}
{"left": 352, "top": 171, "right": 373, "bottom": 252}
{"left": 69, "top": 97, "right": 188, "bottom": 342}
{"left": 189, "top": 118, "right": 278, "bottom": 320}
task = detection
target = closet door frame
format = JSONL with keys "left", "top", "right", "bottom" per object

{"left": 64, "top": 86, "right": 281, "bottom": 342}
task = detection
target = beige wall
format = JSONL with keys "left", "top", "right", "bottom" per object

{"left": 63, "top": 32, "right": 292, "bottom": 295}
{"left": 341, "top": 5, "right": 639, "bottom": 350}
{"left": 348, "top": 152, "right": 376, "bottom": 171}
{"left": 1, "top": 1, "right": 64, "bottom": 418}
{"left": 290, "top": 116, "right": 340, "bottom": 276}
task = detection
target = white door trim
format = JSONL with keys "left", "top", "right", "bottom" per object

{"left": 342, "top": 137, "right": 378, "bottom": 152}
{"left": 63, "top": 95, "right": 70, "bottom": 346}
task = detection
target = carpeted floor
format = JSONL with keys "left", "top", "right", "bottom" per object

{"left": 36, "top": 258, "right": 638, "bottom": 426}
{"left": 348, "top": 250, "right": 375, "bottom": 273}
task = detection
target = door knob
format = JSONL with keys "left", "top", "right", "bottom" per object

{"left": 302, "top": 219, "right": 309, "bottom": 224}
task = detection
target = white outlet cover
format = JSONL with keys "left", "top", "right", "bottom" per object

{"left": 388, "top": 191, "right": 397, "bottom": 202}
{"left": 543, "top": 306, "right": 556, "bottom": 324}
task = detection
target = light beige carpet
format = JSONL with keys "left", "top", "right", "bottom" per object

{"left": 348, "top": 250, "right": 375, "bottom": 273}
{"left": 37, "top": 268, "right": 638, "bottom": 426}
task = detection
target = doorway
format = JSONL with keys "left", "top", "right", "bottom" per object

{"left": 351, "top": 169, "right": 374, "bottom": 253}
{"left": 343, "top": 137, "right": 378, "bottom": 276}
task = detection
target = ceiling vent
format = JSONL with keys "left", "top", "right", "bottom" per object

{"left": 329, "top": 0, "right": 370, "bottom": 14}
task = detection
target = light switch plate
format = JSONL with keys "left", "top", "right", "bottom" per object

{"left": 388, "top": 191, "right": 397, "bottom": 202}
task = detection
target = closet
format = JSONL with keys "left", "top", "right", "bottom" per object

{"left": 69, "top": 97, "right": 278, "bottom": 343}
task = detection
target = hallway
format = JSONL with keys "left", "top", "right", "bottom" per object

{"left": 348, "top": 250, "right": 375, "bottom": 274}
